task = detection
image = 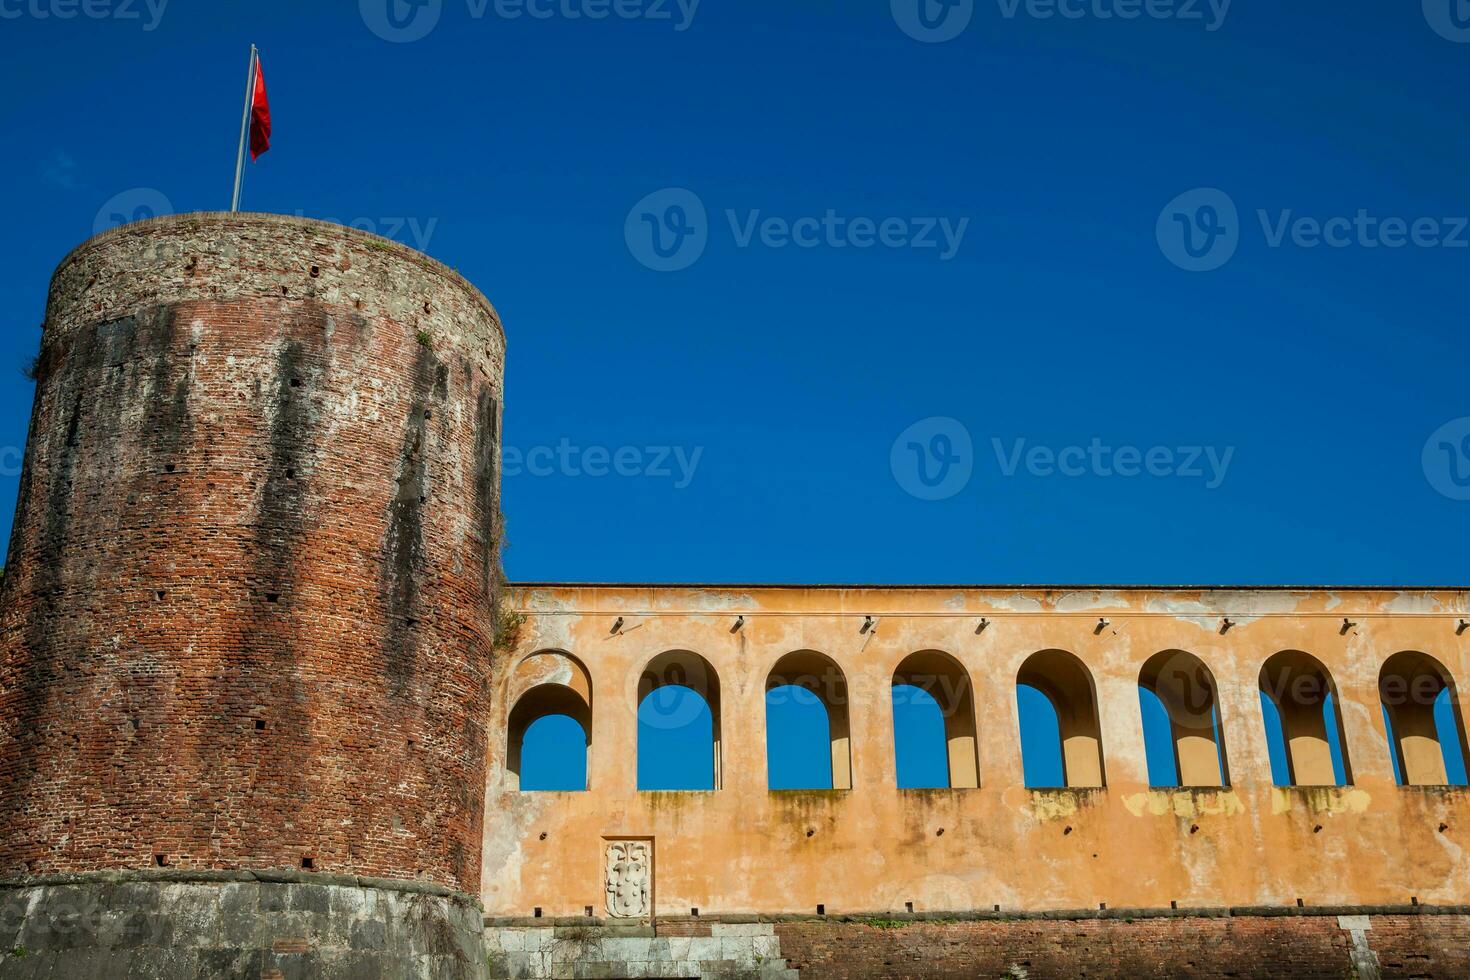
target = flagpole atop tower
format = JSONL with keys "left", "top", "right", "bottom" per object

{"left": 230, "top": 44, "right": 259, "bottom": 213}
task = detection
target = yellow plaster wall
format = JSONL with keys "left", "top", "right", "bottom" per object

{"left": 482, "top": 585, "right": 1470, "bottom": 916}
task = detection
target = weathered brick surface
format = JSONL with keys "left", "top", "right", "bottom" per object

{"left": 1368, "top": 914, "right": 1470, "bottom": 978}
{"left": 773, "top": 917, "right": 1358, "bottom": 979}
{"left": 0, "top": 213, "right": 504, "bottom": 894}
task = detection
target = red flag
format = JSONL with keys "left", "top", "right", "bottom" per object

{"left": 249, "top": 58, "right": 271, "bottom": 160}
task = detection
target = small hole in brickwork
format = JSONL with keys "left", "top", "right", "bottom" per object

{"left": 585, "top": 906, "right": 593, "bottom": 917}
{"left": 266, "top": 593, "right": 280, "bottom": 603}
{"left": 286, "top": 469, "right": 296, "bottom": 479}
{"left": 290, "top": 378, "right": 302, "bottom": 388}
{"left": 1171, "top": 900, "right": 1178, "bottom": 909}
{"left": 424, "top": 303, "right": 432, "bottom": 315}
{"left": 538, "top": 832, "right": 547, "bottom": 841}
{"left": 1296, "top": 898, "right": 1304, "bottom": 907}
{"left": 405, "top": 617, "right": 419, "bottom": 629}
{"left": 691, "top": 908, "right": 700, "bottom": 918}
{"left": 419, "top": 495, "right": 426, "bottom": 503}
{"left": 255, "top": 720, "right": 266, "bottom": 731}
{"left": 301, "top": 857, "right": 314, "bottom": 871}
{"left": 1063, "top": 826, "right": 1072, "bottom": 835}
{"left": 423, "top": 409, "right": 432, "bottom": 419}
{"left": 534, "top": 908, "right": 542, "bottom": 918}
{"left": 155, "top": 854, "right": 167, "bottom": 867}
{"left": 1099, "top": 903, "right": 1107, "bottom": 911}
{"left": 805, "top": 828, "right": 815, "bottom": 838}
{"left": 164, "top": 463, "right": 176, "bottom": 473}
{"left": 130, "top": 717, "right": 140, "bottom": 731}
{"left": 1190, "top": 824, "right": 1200, "bottom": 835}
{"left": 935, "top": 828, "right": 944, "bottom": 836}
{"left": 1440, "top": 823, "right": 1450, "bottom": 833}
{"left": 1412, "top": 896, "right": 1420, "bottom": 906}
{"left": 355, "top": 299, "right": 363, "bottom": 310}
{"left": 905, "top": 902, "right": 914, "bottom": 913}
{"left": 156, "top": 591, "right": 166, "bottom": 601}
{"left": 816, "top": 905, "right": 825, "bottom": 916}
{"left": 310, "top": 266, "right": 320, "bottom": 278}
{"left": 281, "top": 286, "right": 289, "bottom": 296}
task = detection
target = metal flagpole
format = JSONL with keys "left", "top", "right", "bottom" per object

{"left": 230, "top": 44, "right": 258, "bottom": 213}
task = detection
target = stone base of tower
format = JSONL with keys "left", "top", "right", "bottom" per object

{"left": 0, "top": 871, "right": 489, "bottom": 979}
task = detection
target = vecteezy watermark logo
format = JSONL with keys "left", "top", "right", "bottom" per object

{"left": 625, "top": 188, "right": 708, "bottom": 273}
{"left": 891, "top": 417, "right": 974, "bottom": 501}
{"left": 1159, "top": 188, "right": 1470, "bottom": 271}
{"left": 995, "top": 0, "right": 1231, "bottom": 31}
{"left": 93, "top": 188, "right": 174, "bottom": 237}
{"left": 502, "top": 440, "right": 703, "bottom": 488}
{"left": 292, "top": 211, "right": 439, "bottom": 252}
{"left": 1157, "top": 188, "right": 1239, "bottom": 272}
{"left": 0, "top": 0, "right": 170, "bottom": 30}
{"left": 1423, "top": 418, "right": 1470, "bottom": 501}
{"left": 626, "top": 188, "right": 971, "bottom": 272}
{"left": 993, "top": 437, "right": 1234, "bottom": 488}
{"left": 361, "top": 0, "right": 443, "bottom": 42}
{"left": 892, "top": 0, "right": 974, "bottom": 42}
{"left": 1424, "top": 0, "right": 1470, "bottom": 42}
{"left": 361, "top": 0, "right": 697, "bottom": 40}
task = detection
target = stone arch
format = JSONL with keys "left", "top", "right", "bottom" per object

{"left": 1259, "top": 650, "right": 1352, "bottom": 786}
{"left": 1380, "top": 650, "right": 1469, "bottom": 786}
{"left": 1017, "top": 649, "right": 1105, "bottom": 788}
{"left": 1138, "top": 650, "right": 1228, "bottom": 788}
{"left": 638, "top": 650, "right": 723, "bottom": 790}
{"left": 891, "top": 650, "right": 979, "bottom": 789}
{"left": 506, "top": 650, "right": 593, "bottom": 791}
{"left": 765, "top": 650, "right": 852, "bottom": 790}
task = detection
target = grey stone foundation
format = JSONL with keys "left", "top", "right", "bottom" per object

{"left": 484, "top": 921, "right": 799, "bottom": 980}
{"left": 0, "top": 870, "right": 489, "bottom": 979}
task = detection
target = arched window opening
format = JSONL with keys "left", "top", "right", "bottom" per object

{"left": 517, "top": 715, "right": 588, "bottom": 791}
{"left": 1138, "top": 650, "right": 1228, "bottom": 788}
{"left": 1259, "top": 650, "right": 1351, "bottom": 787}
{"left": 1016, "top": 650, "right": 1104, "bottom": 789}
{"left": 507, "top": 650, "right": 592, "bottom": 792}
{"left": 1380, "top": 651, "right": 1470, "bottom": 787}
{"left": 892, "top": 650, "right": 979, "bottom": 789}
{"left": 638, "top": 650, "right": 722, "bottom": 791}
{"left": 766, "top": 650, "right": 851, "bottom": 790}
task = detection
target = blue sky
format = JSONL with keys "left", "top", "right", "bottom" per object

{"left": 4, "top": 2, "right": 1468, "bottom": 789}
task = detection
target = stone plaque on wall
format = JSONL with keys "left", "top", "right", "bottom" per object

{"left": 604, "top": 839, "right": 652, "bottom": 919}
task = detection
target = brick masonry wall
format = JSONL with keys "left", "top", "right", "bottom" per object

{"left": 0, "top": 213, "right": 504, "bottom": 894}
{"left": 479, "top": 912, "right": 1470, "bottom": 978}
{"left": 771, "top": 916, "right": 1399, "bottom": 979}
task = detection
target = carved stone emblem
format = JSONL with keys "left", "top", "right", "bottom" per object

{"left": 605, "top": 840, "right": 651, "bottom": 919}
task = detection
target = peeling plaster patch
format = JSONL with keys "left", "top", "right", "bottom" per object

{"left": 1324, "top": 593, "right": 1343, "bottom": 611}
{"left": 1023, "top": 789, "right": 1099, "bottom": 821}
{"left": 1269, "top": 787, "right": 1372, "bottom": 816}
{"left": 485, "top": 794, "right": 555, "bottom": 902}
{"left": 1122, "top": 790, "right": 1245, "bottom": 819}
{"left": 1053, "top": 591, "right": 1126, "bottom": 613}
{"left": 682, "top": 590, "right": 756, "bottom": 612}
{"left": 1386, "top": 592, "right": 1446, "bottom": 614}
{"left": 1144, "top": 591, "right": 1305, "bottom": 625}
{"left": 941, "top": 592, "right": 968, "bottom": 611}
{"left": 988, "top": 594, "right": 1045, "bottom": 614}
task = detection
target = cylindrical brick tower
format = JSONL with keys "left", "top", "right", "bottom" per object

{"left": 0, "top": 213, "right": 503, "bottom": 977}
